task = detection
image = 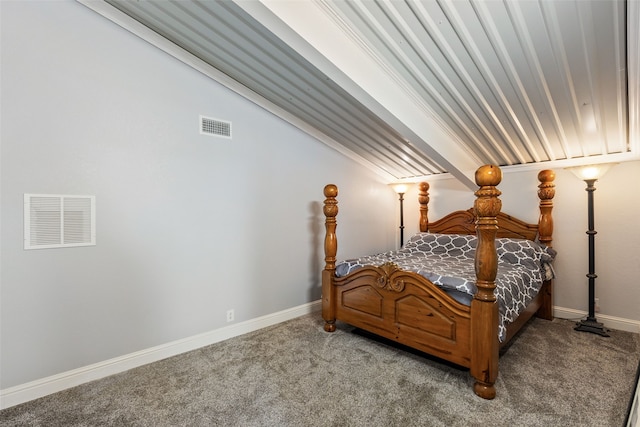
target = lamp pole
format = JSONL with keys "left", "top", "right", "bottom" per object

{"left": 390, "top": 183, "right": 413, "bottom": 249}
{"left": 398, "top": 191, "right": 405, "bottom": 248}
{"left": 574, "top": 178, "right": 609, "bottom": 336}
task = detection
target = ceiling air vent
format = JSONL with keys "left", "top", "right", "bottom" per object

{"left": 200, "top": 115, "right": 232, "bottom": 139}
{"left": 24, "top": 194, "right": 96, "bottom": 250}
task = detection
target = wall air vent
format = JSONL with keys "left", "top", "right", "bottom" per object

{"left": 24, "top": 194, "right": 96, "bottom": 250}
{"left": 200, "top": 115, "right": 232, "bottom": 138}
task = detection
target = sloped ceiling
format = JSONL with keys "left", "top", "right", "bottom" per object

{"left": 81, "top": 0, "right": 639, "bottom": 188}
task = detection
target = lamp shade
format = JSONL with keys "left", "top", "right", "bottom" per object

{"left": 566, "top": 163, "right": 616, "bottom": 182}
{"left": 389, "top": 182, "right": 414, "bottom": 194}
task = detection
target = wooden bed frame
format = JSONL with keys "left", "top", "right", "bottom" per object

{"left": 321, "top": 164, "right": 555, "bottom": 399}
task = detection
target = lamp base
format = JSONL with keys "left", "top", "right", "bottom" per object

{"left": 575, "top": 317, "right": 610, "bottom": 337}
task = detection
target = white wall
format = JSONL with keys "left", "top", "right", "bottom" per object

{"left": 0, "top": 1, "right": 396, "bottom": 390}
{"left": 403, "top": 162, "right": 640, "bottom": 326}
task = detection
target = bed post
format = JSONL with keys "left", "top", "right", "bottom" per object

{"left": 418, "top": 182, "right": 430, "bottom": 232}
{"left": 537, "top": 170, "right": 555, "bottom": 247}
{"left": 470, "top": 165, "right": 502, "bottom": 400}
{"left": 322, "top": 184, "right": 339, "bottom": 333}
{"left": 536, "top": 170, "right": 556, "bottom": 320}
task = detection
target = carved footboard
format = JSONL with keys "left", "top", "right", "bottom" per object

{"left": 333, "top": 263, "right": 473, "bottom": 368}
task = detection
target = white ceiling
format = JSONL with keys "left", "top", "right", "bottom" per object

{"left": 81, "top": 0, "right": 640, "bottom": 188}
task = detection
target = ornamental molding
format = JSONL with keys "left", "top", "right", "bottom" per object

{"left": 375, "top": 262, "right": 406, "bottom": 292}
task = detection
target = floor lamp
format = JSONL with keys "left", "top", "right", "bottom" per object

{"left": 390, "top": 183, "right": 413, "bottom": 248}
{"left": 567, "top": 163, "right": 615, "bottom": 337}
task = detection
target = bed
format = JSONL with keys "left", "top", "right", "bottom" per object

{"left": 321, "top": 164, "right": 556, "bottom": 399}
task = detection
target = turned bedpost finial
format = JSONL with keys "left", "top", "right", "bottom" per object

{"left": 537, "top": 170, "right": 555, "bottom": 248}
{"left": 323, "top": 184, "right": 338, "bottom": 271}
{"left": 418, "top": 182, "right": 430, "bottom": 232}
{"left": 475, "top": 164, "right": 502, "bottom": 187}
{"left": 471, "top": 164, "right": 502, "bottom": 400}
{"left": 322, "top": 184, "right": 339, "bottom": 333}
{"left": 473, "top": 164, "right": 502, "bottom": 301}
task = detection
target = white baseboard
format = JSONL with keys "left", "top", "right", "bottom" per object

{"left": 554, "top": 306, "right": 640, "bottom": 334}
{"left": 2, "top": 302, "right": 635, "bottom": 410}
{"left": 0, "top": 300, "right": 322, "bottom": 410}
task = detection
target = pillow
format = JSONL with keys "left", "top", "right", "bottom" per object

{"left": 403, "top": 233, "right": 476, "bottom": 258}
{"left": 496, "top": 238, "right": 555, "bottom": 263}
{"left": 496, "top": 238, "right": 557, "bottom": 279}
{"left": 405, "top": 233, "right": 556, "bottom": 279}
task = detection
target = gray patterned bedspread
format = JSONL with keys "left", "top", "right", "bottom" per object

{"left": 335, "top": 233, "right": 556, "bottom": 342}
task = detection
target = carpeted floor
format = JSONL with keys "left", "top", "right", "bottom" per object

{"left": 1, "top": 314, "right": 638, "bottom": 427}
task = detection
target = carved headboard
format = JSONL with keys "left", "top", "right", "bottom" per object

{"left": 418, "top": 169, "right": 555, "bottom": 246}
{"left": 426, "top": 209, "right": 539, "bottom": 240}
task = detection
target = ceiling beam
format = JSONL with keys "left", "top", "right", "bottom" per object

{"left": 236, "top": 0, "right": 478, "bottom": 190}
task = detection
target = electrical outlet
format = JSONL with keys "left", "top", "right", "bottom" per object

{"left": 226, "top": 309, "right": 235, "bottom": 322}
{"left": 594, "top": 298, "right": 600, "bottom": 313}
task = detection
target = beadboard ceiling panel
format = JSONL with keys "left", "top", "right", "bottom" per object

{"left": 82, "top": 0, "right": 639, "bottom": 187}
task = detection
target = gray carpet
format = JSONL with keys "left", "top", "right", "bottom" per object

{"left": 1, "top": 314, "right": 638, "bottom": 427}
